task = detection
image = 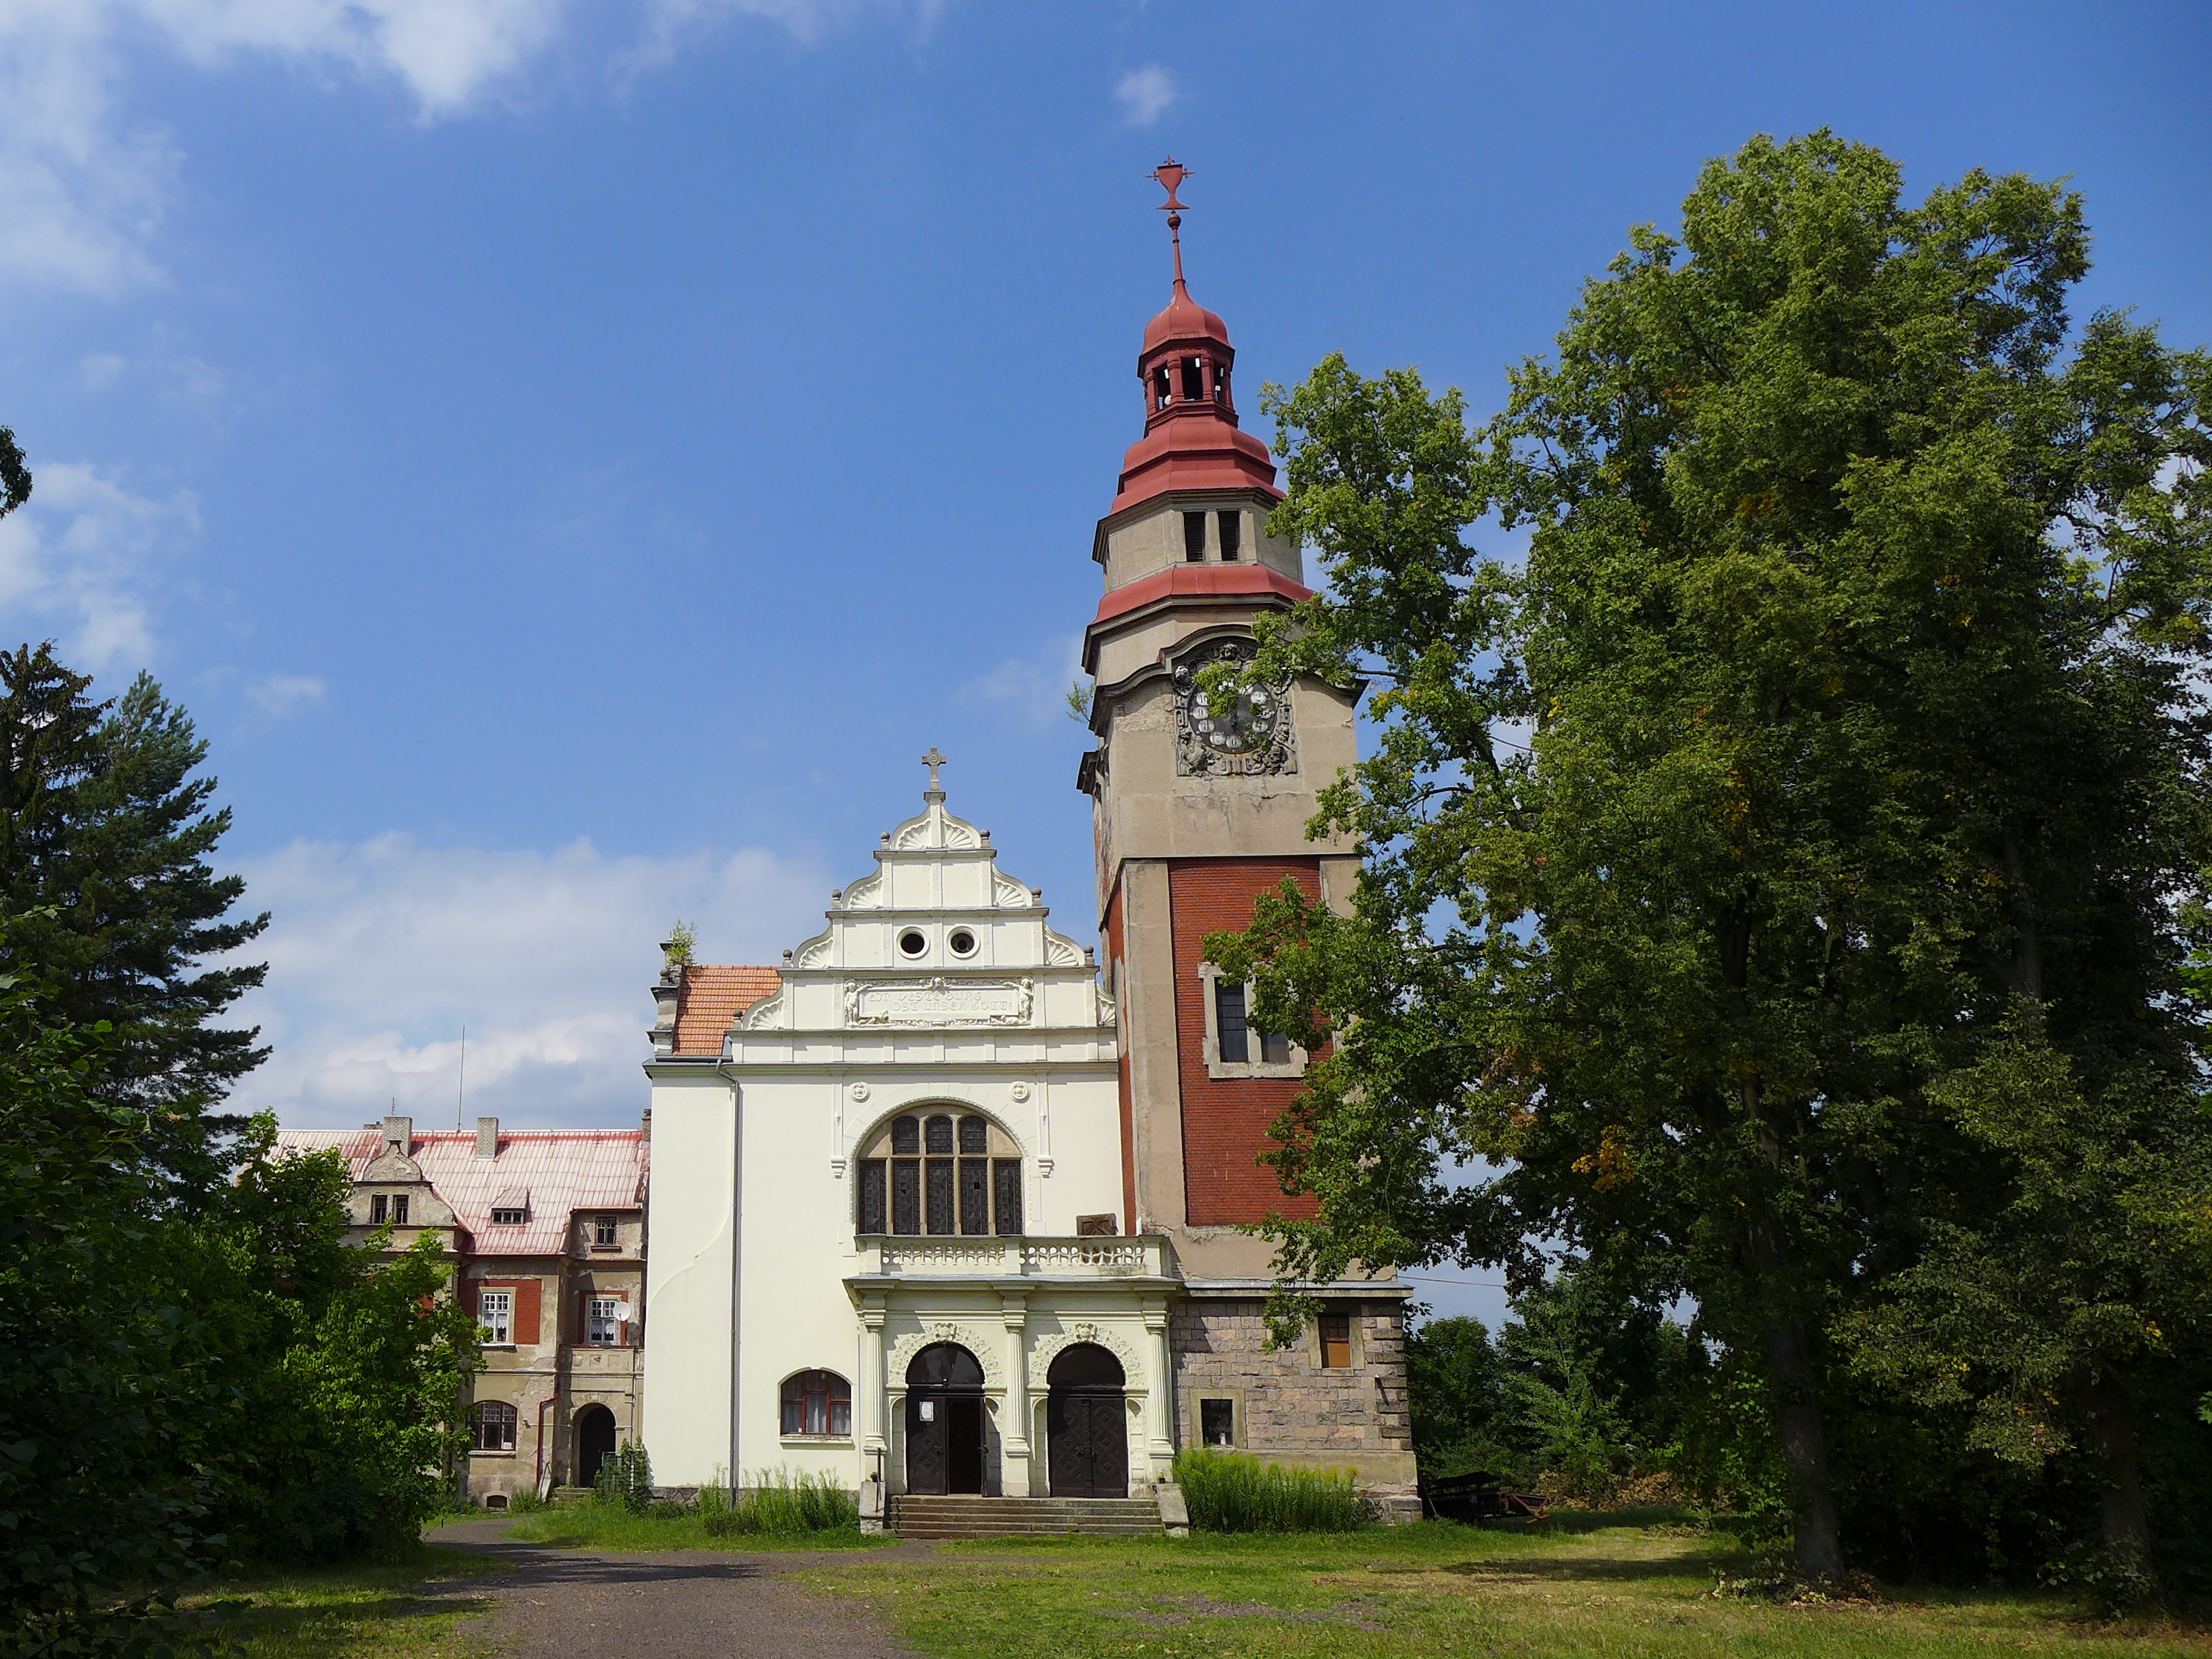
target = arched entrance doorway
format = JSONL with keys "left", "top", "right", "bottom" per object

{"left": 905, "top": 1342, "right": 985, "bottom": 1495}
{"left": 1046, "top": 1342, "right": 1128, "bottom": 1498}
{"left": 575, "top": 1404, "right": 617, "bottom": 1490}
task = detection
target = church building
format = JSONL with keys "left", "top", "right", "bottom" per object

{"left": 638, "top": 164, "right": 1415, "bottom": 1522}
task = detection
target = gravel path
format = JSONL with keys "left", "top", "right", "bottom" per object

{"left": 426, "top": 1517, "right": 919, "bottom": 1659}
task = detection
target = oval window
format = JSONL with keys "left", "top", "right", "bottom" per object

{"left": 898, "top": 928, "right": 928, "bottom": 957}
{"left": 947, "top": 928, "right": 977, "bottom": 957}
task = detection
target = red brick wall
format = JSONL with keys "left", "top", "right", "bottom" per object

{"left": 1104, "top": 883, "right": 1136, "bottom": 1235}
{"left": 1170, "top": 858, "right": 1324, "bottom": 1227}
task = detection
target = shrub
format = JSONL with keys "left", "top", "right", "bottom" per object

{"left": 1171, "top": 1448, "right": 1367, "bottom": 1533}
{"left": 701, "top": 1466, "right": 859, "bottom": 1536}
{"left": 502, "top": 1485, "right": 547, "bottom": 1515}
{"left": 595, "top": 1443, "right": 654, "bottom": 1514}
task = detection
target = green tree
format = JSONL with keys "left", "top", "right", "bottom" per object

{"left": 0, "top": 425, "right": 28, "bottom": 520}
{"left": 1406, "top": 1316, "right": 1512, "bottom": 1479}
{"left": 0, "top": 942, "right": 230, "bottom": 1652}
{"left": 0, "top": 647, "right": 269, "bottom": 1178}
{"left": 1838, "top": 1008, "right": 2212, "bottom": 1566}
{"left": 1209, "top": 132, "right": 2212, "bottom": 1579}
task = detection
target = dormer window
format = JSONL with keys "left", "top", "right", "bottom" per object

{"left": 491, "top": 1206, "right": 525, "bottom": 1226}
{"left": 857, "top": 1111, "right": 1022, "bottom": 1237}
{"left": 489, "top": 1189, "right": 529, "bottom": 1226}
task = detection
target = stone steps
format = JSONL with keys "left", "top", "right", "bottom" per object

{"left": 888, "top": 1495, "right": 1162, "bottom": 1538}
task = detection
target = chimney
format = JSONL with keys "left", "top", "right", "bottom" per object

{"left": 476, "top": 1116, "right": 499, "bottom": 1160}
{"left": 382, "top": 1115, "right": 412, "bottom": 1156}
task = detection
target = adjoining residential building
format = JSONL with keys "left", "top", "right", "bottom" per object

{"left": 274, "top": 1115, "right": 649, "bottom": 1509}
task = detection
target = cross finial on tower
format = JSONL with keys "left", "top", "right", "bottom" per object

{"left": 1151, "top": 157, "right": 1191, "bottom": 288}
{"left": 922, "top": 746, "right": 947, "bottom": 797}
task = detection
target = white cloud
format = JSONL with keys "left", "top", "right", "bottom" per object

{"left": 621, "top": 0, "right": 940, "bottom": 77}
{"left": 79, "top": 352, "right": 128, "bottom": 391}
{"left": 225, "top": 834, "right": 835, "bottom": 1129}
{"left": 246, "top": 672, "right": 326, "bottom": 719}
{"left": 0, "top": 459, "right": 198, "bottom": 670}
{"left": 957, "top": 633, "right": 1082, "bottom": 732}
{"left": 1, "top": 0, "right": 940, "bottom": 298}
{"left": 1114, "top": 64, "right": 1175, "bottom": 128}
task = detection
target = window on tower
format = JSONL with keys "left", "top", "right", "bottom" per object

{"left": 856, "top": 1112, "right": 1023, "bottom": 1237}
{"left": 1153, "top": 366, "right": 1172, "bottom": 410}
{"left": 1183, "top": 512, "right": 1207, "bottom": 561}
{"left": 1217, "top": 511, "right": 1241, "bottom": 560}
{"left": 1215, "top": 363, "right": 1231, "bottom": 404}
{"left": 1181, "top": 357, "right": 1205, "bottom": 400}
{"left": 1206, "top": 969, "right": 1303, "bottom": 1076}
{"left": 1214, "top": 980, "right": 1249, "bottom": 1064}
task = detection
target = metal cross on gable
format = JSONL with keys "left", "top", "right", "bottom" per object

{"left": 922, "top": 746, "right": 946, "bottom": 792}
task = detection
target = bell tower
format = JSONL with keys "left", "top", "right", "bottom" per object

{"left": 1078, "top": 161, "right": 1364, "bottom": 1281}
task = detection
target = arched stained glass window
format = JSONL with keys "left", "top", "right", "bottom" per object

{"left": 856, "top": 1112, "right": 1023, "bottom": 1238}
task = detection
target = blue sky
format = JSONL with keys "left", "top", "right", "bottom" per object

{"left": 1, "top": 0, "right": 2206, "bottom": 1319}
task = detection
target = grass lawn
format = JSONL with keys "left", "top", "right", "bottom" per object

{"left": 795, "top": 1519, "right": 2212, "bottom": 1659}
{"left": 186, "top": 1545, "right": 508, "bottom": 1658}
{"left": 497, "top": 1499, "right": 895, "bottom": 1552}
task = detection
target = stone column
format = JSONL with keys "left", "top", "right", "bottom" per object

{"left": 1142, "top": 1295, "right": 1174, "bottom": 1478}
{"left": 858, "top": 1299, "right": 887, "bottom": 1453}
{"left": 1000, "top": 1290, "right": 1032, "bottom": 1495}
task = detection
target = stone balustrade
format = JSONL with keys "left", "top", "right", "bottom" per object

{"left": 856, "top": 1234, "right": 1171, "bottom": 1280}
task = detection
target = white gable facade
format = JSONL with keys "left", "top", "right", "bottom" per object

{"left": 639, "top": 783, "right": 1172, "bottom": 1502}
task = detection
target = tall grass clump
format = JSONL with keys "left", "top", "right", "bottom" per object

{"left": 700, "top": 1466, "right": 858, "bottom": 1537}
{"left": 1171, "top": 1448, "right": 1367, "bottom": 1533}
{"left": 595, "top": 1443, "right": 654, "bottom": 1514}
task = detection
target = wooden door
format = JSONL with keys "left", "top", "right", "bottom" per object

{"left": 905, "top": 1393, "right": 948, "bottom": 1495}
{"left": 947, "top": 1396, "right": 985, "bottom": 1495}
{"left": 1047, "top": 1391, "right": 1128, "bottom": 1497}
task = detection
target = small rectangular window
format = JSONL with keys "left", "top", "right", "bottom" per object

{"left": 1217, "top": 511, "right": 1241, "bottom": 560}
{"left": 958, "top": 1158, "right": 991, "bottom": 1235}
{"left": 479, "top": 1290, "right": 512, "bottom": 1346}
{"left": 1200, "top": 1397, "right": 1235, "bottom": 1447}
{"left": 1181, "top": 357, "right": 1204, "bottom": 401}
{"left": 1215, "top": 980, "right": 1249, "bottom": 1064}
{"left": 391, "top": 1194, "right": 410, "bottom": 1225}
{"left": 586, "top": 1297, "right": 621, "bottom": 1346}
{"left": 993, "top": 1160, "right": 1023, "bottom": 1235}
{"left": 858, "top": 1160, "right": 887, "bottom": 1234}
{"left": 1183, "top": 511, "right": 1207, "bottom": 561}
{"left": 1154, "top": 366, "right": 1172, "bottom": 409}
{"left": 594, "top": 1215, "right": 618, "bottom": 1247}
{"left": 925, "top": 1158, "right": 955, "bottom": 1235}
{"left": 491, "top": 1206, "right": 525, "bottom": 1226}
{"left": 1260, "top": 1029, "right": 1293, "bottom": 1065}
{"left": 370, "top": 1193, "right": 387, "bottom": 1224}
{"left": 891, "top": 1160, "right": 921, "bottom": 1235}
{"left": 1319, "top": 1313, "right": 1353, "bottom": 1369}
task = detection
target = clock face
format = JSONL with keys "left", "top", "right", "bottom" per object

{"left": 1171, "top": 639, "right": 1296, "bottom": 777}
{"left": 1184, "top": 676, "right": 1278, "bottom": 754}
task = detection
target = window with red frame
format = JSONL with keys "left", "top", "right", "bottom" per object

{"left": 779, "top": 1370, "right": 851, "bottom": 1438}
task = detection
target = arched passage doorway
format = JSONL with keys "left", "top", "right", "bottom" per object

{"left": 1046, "top": 1342, "right": 1128, "bottom": 1498}
{"left": 905, "top": 1342, "right": 985, "bottom": 1495}
{"left": 575, "top": 1404, "right": 617, "bottom": 1490}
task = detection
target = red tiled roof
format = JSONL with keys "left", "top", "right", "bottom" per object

{"left": 673, "top": 964, "right": 781, "bottom": 1055}
{"left": 274, "top": 1127, "right": 647, "bottom": 1258}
